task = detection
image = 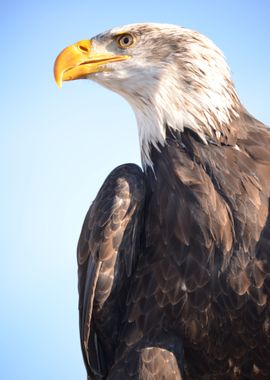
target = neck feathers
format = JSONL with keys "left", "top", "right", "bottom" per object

{"left": 130, "top": 33, "right": 241, "bottom": 167}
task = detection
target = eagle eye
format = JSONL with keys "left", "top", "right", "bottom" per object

{"left": 116, "top": 33, "right": 135, "bottom": 49}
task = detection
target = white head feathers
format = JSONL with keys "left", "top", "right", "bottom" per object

{"left": 90, "top": 23, "right": 241, "bottom": 166}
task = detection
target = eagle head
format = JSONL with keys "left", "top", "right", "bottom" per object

{"left": 54, "top": 23, "right": 240, "bottom": 165}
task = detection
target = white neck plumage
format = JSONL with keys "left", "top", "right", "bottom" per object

{"left": 128, "top": 55, "right": 241, "bottom": 168}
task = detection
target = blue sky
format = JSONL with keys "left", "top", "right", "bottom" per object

{"left": 1, "top": 1, "right": 269, "bottom": 379}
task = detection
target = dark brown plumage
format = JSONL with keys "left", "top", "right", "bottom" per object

{"left": 77, "top": 164, "right": 145, "bottom": 378}
{"left": 54, "top": 23, "right": 270, "bottom": 379}
{"left": 77, "top": 111, "right": 270, "bottom": 379}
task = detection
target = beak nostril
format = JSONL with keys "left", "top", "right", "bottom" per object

{"left": 78, "top": 44, "right": 89, "bottom": 53}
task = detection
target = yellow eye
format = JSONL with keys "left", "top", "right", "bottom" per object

{"left": 116, "top": 33, "right": 135, "bottom": 49}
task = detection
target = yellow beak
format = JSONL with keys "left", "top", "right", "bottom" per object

{"left": 54, "top": 40, "right": 129, "bottom": 88}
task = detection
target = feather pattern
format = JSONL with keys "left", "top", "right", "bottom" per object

{"left": 77, "top": 164, "right": 145, "bottom": 378}
{"left": 107, "top": 112, "right": 270, "bottom": 379}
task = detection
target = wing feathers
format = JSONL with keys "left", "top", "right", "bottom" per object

{"left": 77, "top": 164, "right": 145, "bottom": 377}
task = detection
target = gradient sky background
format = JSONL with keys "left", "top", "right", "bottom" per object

{"left": 1, "top": 1, "right": 270, "bottom": 379}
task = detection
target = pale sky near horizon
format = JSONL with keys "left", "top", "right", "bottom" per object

{"left": 1, "top": 1, "right": 270, "bottom": 379}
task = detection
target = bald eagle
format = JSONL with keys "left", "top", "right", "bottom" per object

{"left": 54, "top": 24, "right": 270, "bottom": 379}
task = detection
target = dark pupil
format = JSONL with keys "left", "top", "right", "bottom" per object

{"left": 123, "top": 36, "right": 130, "bottom": 45}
